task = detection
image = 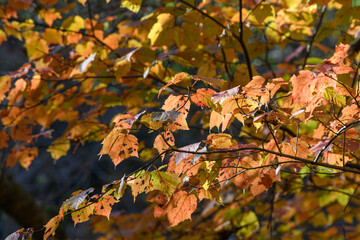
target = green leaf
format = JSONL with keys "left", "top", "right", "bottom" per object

{"left": 352, "top": 0, "right": 360, "bottom": 7}
{"left": 324, "top": 87, "right": 346, "bottom": 106}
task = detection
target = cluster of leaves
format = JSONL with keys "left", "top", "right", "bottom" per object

{"left": 3, "top": 0, "right": 360, "bottom": 239}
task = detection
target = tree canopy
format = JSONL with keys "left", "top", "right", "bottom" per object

{"left": 2, "top": 0, "right": 360, "bottom": 239}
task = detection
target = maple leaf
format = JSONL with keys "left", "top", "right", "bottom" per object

{"left": 290, "top": 70, "right": 336, "bottom": 104}
{"left": 162, "top": 94, "right": 190, "bottom": 113}
{"left": 323, "top": 43, "right": 349, "bottom": 65}
{"left": 128, "top": 170, "right": 151, "bottom": 200}
{"left": 154, "top": 190, "right": 197, "bottom": 226}
{"left": 128, "top": 170, "right": 181, "bottom": 199}
{"left": 94, "top": 195, "right": 118, "bottom": 219}
{"left": 71, "top": 204, "right": 95, "bottom": 226}
{"left": 113, "top": 110, "right": 145, "bottom": 132}
{"left": 190, "top": 88, "right": 216, "bottom": 108}
{"left": 99, "top": 132, "right": 139, "bottom": 166}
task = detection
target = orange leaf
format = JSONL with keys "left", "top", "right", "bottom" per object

{"left": 323, "top": 43, "right": 349, "bottom": 65}
{"left": 162, "top": 94, "right": 190, "bottom": 113}
{"left": 99, "top": 132, "right": 138, "bottom": 166}
{"left": 154, "top": 131, "right": 175, "bottom": 159}
{"left": 154, "top": 190, "right": 197, "bottom": 226}
{"left": 44, "top": 215, "right": 61, "bottom": 240}
{"left": 0, "top": 75, "right": 11, "bottom": 102}
{"left": 158, "top": 72, "right": 188, "bottom": 97}
{"left": 290, "top": 70, "right": 336, "bottom": 104}
{"left": 94, "top": 195, "right": 118, "bottom": 219}
{"left": 190, "top": 88, "right": 216, "bottom": 108}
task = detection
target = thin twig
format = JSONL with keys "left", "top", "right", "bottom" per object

{"left": 302, "top": 6, "right": 327, "bottom": 69}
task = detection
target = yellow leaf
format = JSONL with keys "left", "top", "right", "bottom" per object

{"left": 148, "top": 13, "right": 174, "bottom": 46}
{"left": 121, "top": 0, "right": 142, "bottom": 13}
{"left": 77, "top": 0, "right": 87, "bottom": 6}
{"left": 25, "top": 38, "right": 49, "bottom": 61}
{"left": 47, "top": 138, "right": 70, "bottom": 160}
{"left": 62, "top": 16, "right": 85, "bottom": 32}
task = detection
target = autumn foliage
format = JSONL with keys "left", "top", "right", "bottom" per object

{"left": 3, "top": 0, "right": 360, "bottom": 239}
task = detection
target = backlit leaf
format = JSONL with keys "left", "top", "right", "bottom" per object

{"left": 121, "top": 0, "right": 142, "bottom": 13}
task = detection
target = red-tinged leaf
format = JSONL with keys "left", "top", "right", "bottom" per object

{"left": 0, "top": 130, "right": 9, "bottom": 149}
{"left": 323, "top": 43, "right": 349, "bottom": 65}
{"left": 211, "top": 86, "right": 240, "bottom": 104}
{"left": 148, "top": 191, "right": 168, "bottom": 205}
{"left": 44, "top": 216, "right": 61, "bottom": 240}
{"left": 159, "top": 72, "right": 188, "bottom": 96}
{"left": 290, "top": 70, "right": 336, "bottom": 104}
{"left": 94, "top": 195, "right": 118, "bottom": 219}
{"left": 40, "top": 0, "right": 58, "bottom": 5}
{"left": 154, "top": 190, "right": 197, "bottom": 226}
{"left": 190, "top": 88, "right": 216, "bottom": 108}
{"left": 64, "top": 188, "right": 94, "bottom": 210}
{"left": 174, "top": 142, "right": 201, "bottom": 165}
{"left": 154, "top": 131, "right": 175, "bottom": 159}
{"left": 189, "top": 75, "right": 226, "bottom": 89}
{"left": 99, "top": 132, "right": 138, "bottom": 166}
